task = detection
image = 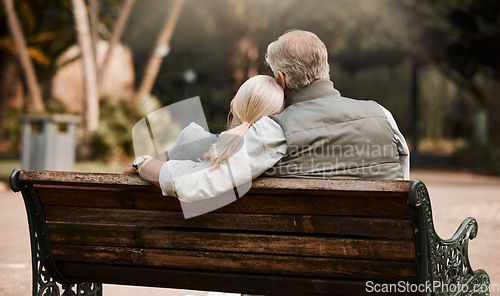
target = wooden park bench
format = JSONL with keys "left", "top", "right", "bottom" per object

{"left": 10, "top": 169, "right": 490, "bottom": 296}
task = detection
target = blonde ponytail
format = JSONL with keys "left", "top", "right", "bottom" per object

{"left": 204, "top": 75, "right": 284, "bottom": 167}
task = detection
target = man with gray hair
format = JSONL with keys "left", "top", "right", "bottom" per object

{"left": 262, "top": 29, "right": 409, "bottom": 179}
{"left": 130, "top": 29, "right": 409, "bottom": 202}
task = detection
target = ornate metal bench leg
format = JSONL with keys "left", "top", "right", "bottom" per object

{"left": 15, "top": 180, "right": 103, "bottom": 296}
{"left": 61, "top": 283, "right": 103, "bottom": 296}
{"left": 34, "top": 255, "right": 59, "bottom": 296}
{"left": 32, "top": 240, "right": 103, "bottom": 296}
{"left": 410, "top": 181, "right": 491, "bottom": 296}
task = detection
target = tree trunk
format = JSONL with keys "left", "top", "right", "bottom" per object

{"left": 442, "top": 66, "right": 500, "bottom": 128}
{"left": 137, "top": 0, "right": 185, "bottom": 97}
{"left": 461, "top": 78, "right": 500, "bottom": 128}
{"left": 98, "top": 0, "right": 136, "bottom": 88}
{"left": 71, "top": 0, "right": 99, "bottom": 135}
{"left": 2, "top": 0, "right": 44, "bottom": 112}
{"left": 89, "top": 0, "right": 99, "bottom": 68}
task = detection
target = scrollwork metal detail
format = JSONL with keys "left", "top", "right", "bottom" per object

{"left": 32, "top": 220, "right": 102, "bottom": 296}
{"left": 410, "top": 180, "right": 490, "bottom": 296}
{"left": 61, "top": 283, "right": 102, "bottom": 296}
{"left": 15, "top": 180, "right": 103, "bottom": 296}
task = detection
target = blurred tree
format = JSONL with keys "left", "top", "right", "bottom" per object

{"left": 0, "top": 0, "right": 126, "bottom": 100}
{"left": 71, "top": 0, "right": 99, "bottom": 138}
{"left": 137, "top": 0, "right": 185, "bottom": 97}
{"left": 418, "top": 0, "right": 500, "bottom": 125}
{"left": 0, "top": 0, "right": 77, "bottom": 96}
{"left": 89, "top": 0, "right": 98, "bottom": 65}
{"left": 98, "top": 0, "right": 136, "bottom": 86}
{"left": 2, "top": 0, "right": 44, "bottom": 112}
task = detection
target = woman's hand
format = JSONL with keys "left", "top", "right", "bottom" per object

{"left": 123, "top": 162, "right": 137, "bottom": 174}
{"left": 123, "top": 157, "right": 163, "bottom": 188}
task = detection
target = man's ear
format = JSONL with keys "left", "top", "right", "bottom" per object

{"left": 276, "top": 71, "right": 286, "bottom": 90}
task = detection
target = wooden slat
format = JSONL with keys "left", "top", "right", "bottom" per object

{"left": 36, "top": 186, "right": 410, "bottom": 216}
{"left": 36, "top": 185, "right": 179, "bottom": 211}
{"left": 251, "top": 177, "right": 411, "bottom": 193}
{"left": 234, "top": 193, "right": 410, "bottom": 216}
{"left": 18, "top": 170, "right": 412, "bottom": 193}
{"left": 47, "top": 224, "right": 416, "bottom": 261}
{"left": 19, "top": 170, "right": 154, "bottom": 188}
{"left": 43, "top": 205, "right": 415, "bottom": 239}
{"left": 55, "top": 262, "right": 419, "bottom": 296}
{"left": 51, "top": 244, "right": 418, "bottom": 281}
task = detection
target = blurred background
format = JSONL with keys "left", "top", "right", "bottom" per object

{"left": 1, "top": 1, "right": 500, "bottom": 295}
{"left": 1, "top": 0, "right": 500, "bottom": 179}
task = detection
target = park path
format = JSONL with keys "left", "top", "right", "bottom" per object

{"left": 0, "top": 169, "right": 499, "bottom": 295}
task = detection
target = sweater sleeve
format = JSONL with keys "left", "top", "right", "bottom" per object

{"left": 167, "top": 122, "right": 217, "bottom": 161}
{"left": 159, "top": 116, "right": 287, "bottom": 202}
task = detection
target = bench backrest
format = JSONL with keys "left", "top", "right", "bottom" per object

{"left": 14, "top": 170, "right": 419, "bottom": 295}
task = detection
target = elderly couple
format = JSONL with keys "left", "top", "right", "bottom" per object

{"left": 124, "top": 30, "right": 410, "bottom": 201}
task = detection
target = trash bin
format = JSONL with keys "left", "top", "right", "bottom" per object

{"left": 21, "top": 114, "right": 80, "bottom": 171}
{"left": 470, "top": 110, "right": 488, "bottom": 144}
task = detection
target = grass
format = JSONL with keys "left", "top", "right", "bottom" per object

{"left": 0, "top": 159, "right": 127, "bottom": 184}
{"left": 0, "top": 159, "right": 21, "bottom": 185}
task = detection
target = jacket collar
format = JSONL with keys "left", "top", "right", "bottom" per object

{"left": 286, "top": 79, "right": 341, "bottom": 106}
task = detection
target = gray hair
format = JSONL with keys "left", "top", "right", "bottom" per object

{"left": 265, "top": 30, "right": 330, "bottom": 90}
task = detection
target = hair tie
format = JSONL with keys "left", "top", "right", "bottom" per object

{"left": 242, "top": 122, "right": 251, "bottom": 128}
{"left": 213, "top": 147, "right": 219, "bottom": 159}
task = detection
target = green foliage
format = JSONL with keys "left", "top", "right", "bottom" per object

{"left": 91, "top": 96, "right": 136, "bottom": 162}
{"left": 0, "top": 0, "right": 123, "bottom": 83}
{"left": 90, "top": 95, "right": 163, "bottom": 161}
{"left": 45, "top": 97, "right": 68, "bottom": 114}
{"left": 134, "top": 95, "right": 162, "bottom": 118}
{"left": 0, "top": 159, "right": 20, "bottom": 183}
{"left": 0, "top": 107, "right": 24, "bottom": 156}
{"left": 418, "top": 0, "right": 500, "bottom": 79}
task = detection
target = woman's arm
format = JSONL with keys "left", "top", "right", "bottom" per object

{"left": 159, "top": 116, "right": 286, "bottom": 202}
{"left": 125, "top": 116, "right": 286, "bottom": 201}
{"left": 168, "top": 122, "right": 217, "bottom": 161}
{"left": 124, "top": 122, "right": 217, "bottom": 186}
{"left": 123, "top": 157, "right": 164, "bottom": 187}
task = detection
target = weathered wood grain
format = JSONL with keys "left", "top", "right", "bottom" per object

{"left": 56, "top": 262, "right": 418, "bottom": 296}
{"left": 51, "top": 244, "right": 418, "bottom": 281}
{"left": 43, "top": 205, "right": 415, "bottom": 239}
{"left": 47, "top": 224, "right": 416, "bottom": 261}
{"left": 18, "top": 169, "right": 411, "bottom": 192}
{"left": 36, "top": 185, "right": 410, "bottom": 216}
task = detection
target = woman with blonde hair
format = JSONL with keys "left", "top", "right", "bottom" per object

{"left": 204, "top": 75, "right": 284, "bottom": 167}
{"left": 124, "top": 75, "right": 285, "bottom": 201}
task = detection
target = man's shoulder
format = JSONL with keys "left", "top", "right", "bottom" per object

{"left": 272, "top": 96, "right": 385, "bottom": 121}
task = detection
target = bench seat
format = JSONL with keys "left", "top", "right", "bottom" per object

{"left": 10, "top": 169, "right": 490, "bottom": 296}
